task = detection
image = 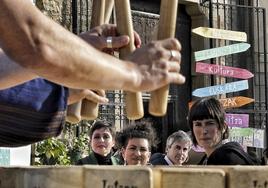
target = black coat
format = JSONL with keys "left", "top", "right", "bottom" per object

{"left": 150, "top": 153, "right": 169, "bottom": 165}
{"left": 199, "top": 142, "right": 261, "bottom": 165}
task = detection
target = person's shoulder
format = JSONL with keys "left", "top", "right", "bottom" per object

{"left": 111, "top": 155, "right": 124, "bottom": 165}
{"left": 211, "top": 142, "right": 261, "bottom": 165}
{"left": 150, "top": 153, "right": 167, "bottom": 165}
{"left": 150, "top": 152, "right": 164, "bottom": 160}
{"left": 76, "top": 153, "right": 97, "bottom": 165}
{"left": 76, "top": 156, "right": 90, "bottom": 165}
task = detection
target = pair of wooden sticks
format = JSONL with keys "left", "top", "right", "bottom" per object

{"left": 67, "top": 0, "right": 179, "bottom": 123}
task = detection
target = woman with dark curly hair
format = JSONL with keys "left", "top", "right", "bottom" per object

{"left": 117, "top": 121, "right": 158, "bottom": 165}
{"left": 188, "top": 97, "right": 260, "bottom": 165}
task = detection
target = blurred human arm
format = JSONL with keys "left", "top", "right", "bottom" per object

{"left": 0, "top": 0, "right": 185, "bottom": 92}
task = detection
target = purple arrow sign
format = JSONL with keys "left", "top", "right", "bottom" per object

{"left": 196, "top": 62, "right": 254, "bottom": 79}
{"left": 225, "top": 113, "right": 249, "bottom": 127}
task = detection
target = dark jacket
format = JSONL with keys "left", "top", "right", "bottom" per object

{"left": 199, "top": 142, "right": 261, "bottom": 165}
{"left": 150, "top": 153, "right": 169, "bottom": 165}
{"left": 76, "top": 152, "right": 120, "bottom": 165}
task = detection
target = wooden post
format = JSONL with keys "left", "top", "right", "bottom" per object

{"left": 114, "top": 0, "right": 144, "bottom": 120}
{"left": 149, "top": 0, "right": 178, "bottom": 116}
{"left": 84, "top": 166, "right": 155, "bottom": 188}
{"left": 0, "top": 167, "right": 83, "bottom": 188}
{"left": 153, "top": 167, "right": 226, "bottom": 188}
{"left": 228, "top": 166, "right": 268, "bottom": 188}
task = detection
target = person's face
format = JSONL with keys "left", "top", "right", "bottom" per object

{"left": 193, "top": 119, "right": 222, "bottom": 151}
{"left": 122, "top": 138, "right": 151, "bottom": 165}
{"left": 90, "top": 127, "right": 114, "bottom": 156}
{"left": 166, "top": 141, "right": 191, "bottom": 165}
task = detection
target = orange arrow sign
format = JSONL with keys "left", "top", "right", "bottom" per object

{"left": 189, "top": 96, "right": 254, "bottom": 109}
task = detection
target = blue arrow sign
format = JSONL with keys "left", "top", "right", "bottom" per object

{"left": 192, "top": 80, "right": 249, "bottom": 97}
{"left": 194, "top": 43, "right": 250, "bottom": 61}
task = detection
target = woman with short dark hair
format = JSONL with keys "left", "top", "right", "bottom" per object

{"left": 188, "top": 97, "right": 260, "bottom": 165}
{"left": 76, "top": 120, "right": 120, "bottom": 165}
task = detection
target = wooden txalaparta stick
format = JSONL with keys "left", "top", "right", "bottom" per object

{"left": 80, "top": 0, "right": 106, "bottom": 120}
{"left": 149, "top": 0, "right": 178, "bottom": 116}
{"left": 66, "top": 0, "right": 106, "bottom": 123}
{"left": 114, "top": 0, "right": 144, "bottom": 120}
{"left": 104, "top": 0, "right": 114, "bottom": 24}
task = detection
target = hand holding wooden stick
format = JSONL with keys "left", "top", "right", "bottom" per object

{"left": 80, "top": 0, "right": 106, "bottom": 120}
{"left": 66, "top": 0, "right": 106, "bottom": 123}
{"left": 149, "top": 0, "right": 179, "bottom": 116}
{"left": 114, "top": 0, "right": 144, "bottom": 120}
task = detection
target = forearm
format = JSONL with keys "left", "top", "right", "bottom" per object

{"left": 0, "top": 0, "right": 138, "bottom": 91}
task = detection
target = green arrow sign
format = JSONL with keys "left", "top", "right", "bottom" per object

{"left": 194, "top": 43, "right": 250, "bottom": 61}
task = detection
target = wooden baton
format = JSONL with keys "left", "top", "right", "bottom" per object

{"left": 66, "top": 100, "right": 82, "bottom": 124}
{"left": 66, "top": 0, "right": 106, "bottom": 123}
{"left": 148, "top": 0, "right": 178, "bottom": 116}
{"left": 104, "top": 0, "right": 114, "bottom": 24}
{"left": 80, "top": 0, "right": 106, "bottom": 120}
{"left": 114, "top": 0, "right": 144, "bottom": 120}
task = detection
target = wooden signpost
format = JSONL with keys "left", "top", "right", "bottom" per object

{"left": 189, "top": 96, "right": 254, "bottom": 109}
{"left": 192, "top": 80, "right": 249, "bottom": 97}
{"left": 194, "top": 43, "right": 250, "bottom": 61}
{"left": 220, "top": 96, "right": 254, "bottom": 108}
{"left": 225, "top": 113, "right": 249, "bottom": 127}
{"left": 196, "top": 62, "right": 254, "bottom": 79}
{"left": 192, "top": 27, "right": 247, "bottom": 42}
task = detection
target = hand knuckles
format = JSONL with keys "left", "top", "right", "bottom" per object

{"left": 155, "top": 50, "right": 165, "bottom": 59}
{"left": 148, "top": 41, "right": 158, "bottom": 49}
{"left": 160, "top": 61, "right": 168, "bottom": 69}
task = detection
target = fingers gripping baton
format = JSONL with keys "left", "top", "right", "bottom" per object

{"left": 149, "top": 0, "right": 178, "bottom": 116}
{"left": 66, "top": 0, "right": 106, "bottom": 123}
{"left": 114, "top": 0, "right": 144, "bottom": 120}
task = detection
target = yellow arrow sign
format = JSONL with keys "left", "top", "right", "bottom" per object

{"left": 192, "top": 27, "right": 247, "bottom": 42}
{"left": 189, "top": 96, "right": 254, "bottom": 109}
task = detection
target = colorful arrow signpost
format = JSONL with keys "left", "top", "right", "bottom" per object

{"left": 189, "top": 96, "right": 254, "bottom": 109}
{"left": 219, "top": 96, "right": 254, "bottom": 108}
{"left": 192, "top": 27, "right": 257, "bottom": 146}
{"left": 196, "top": 62, "right": 254, "bottom": 79}
{"left": 192, "top": 80, "right": 249, "bottom": 97}
{"left": 192, "top": 27, "right": 247, "bottom": 42}
{"left": 225, "top": 113, "right": 249, "bottom": 127}
{"left": 194, "top": 43, "right": 250, "bottom": 61}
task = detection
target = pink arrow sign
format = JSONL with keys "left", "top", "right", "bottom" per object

{"left": 225, "top": 113, "right": 249, "bottom": 127}
{"left": 196, "top": 62, "right": 254, "bottom": 79}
